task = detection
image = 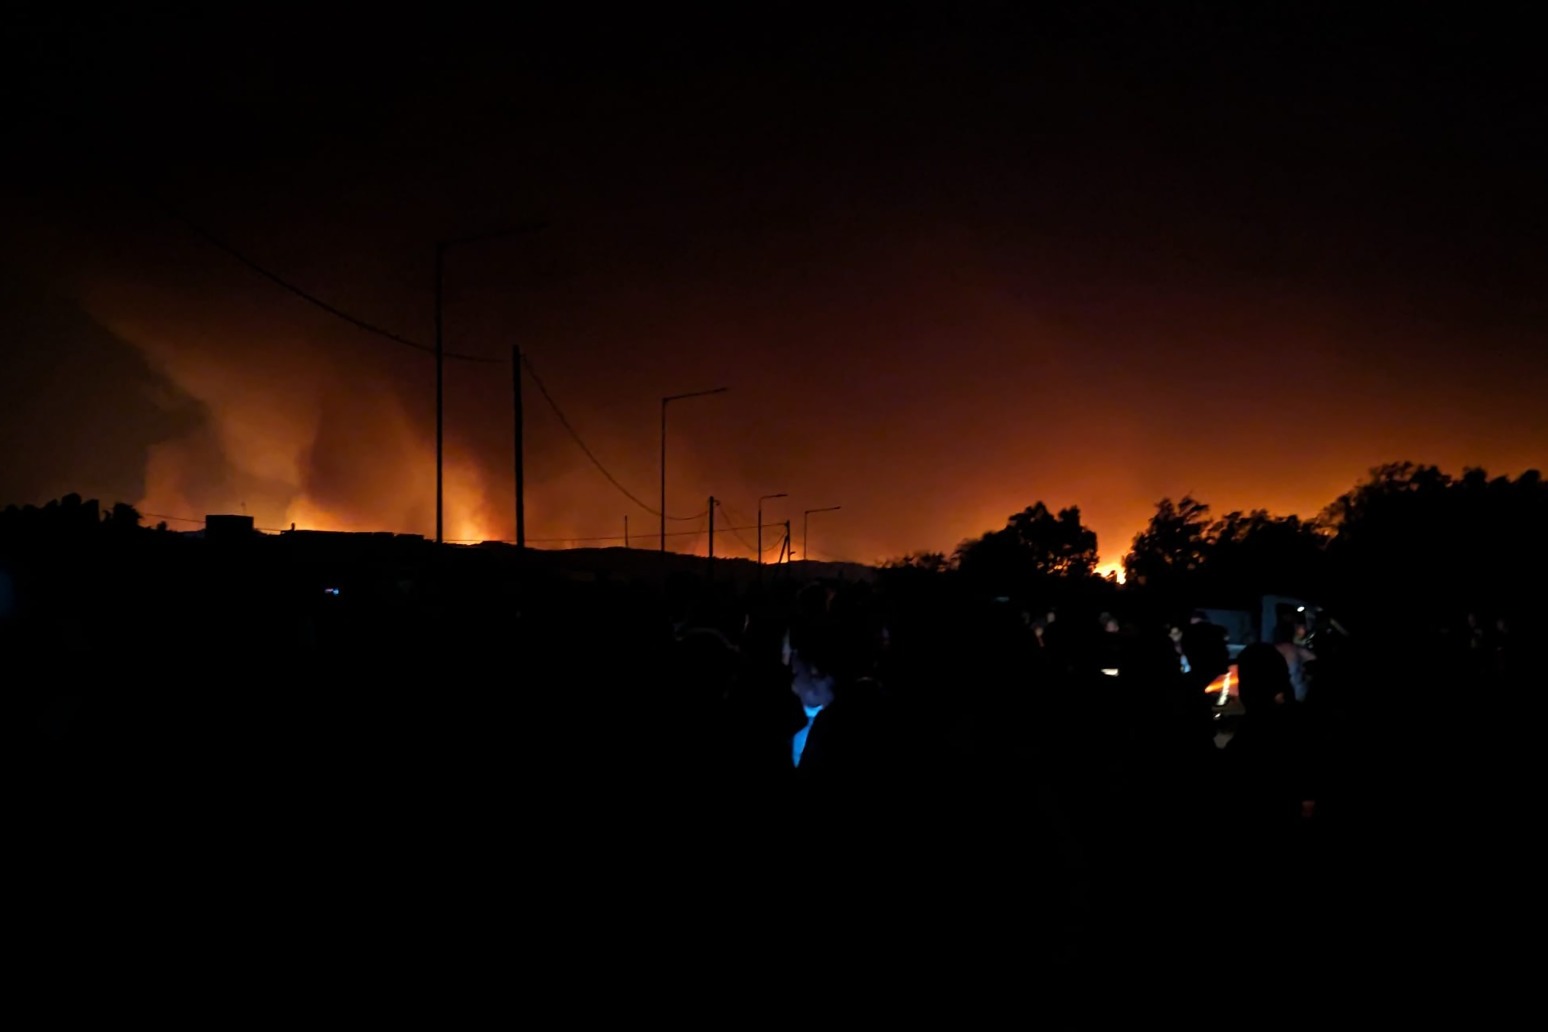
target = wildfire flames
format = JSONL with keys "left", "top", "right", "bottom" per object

{"left": 75, "top": 266, "right": 857, "bottom": 562}
{"left": 83, "top": 285, "right": 500, "bottom": 543}
{"left": 138, "top": 407, "right": 505, "bottom": 542}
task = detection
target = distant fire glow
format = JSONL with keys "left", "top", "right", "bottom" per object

{"left": 57, "top": 196, "right": 1545, "bottom": 567}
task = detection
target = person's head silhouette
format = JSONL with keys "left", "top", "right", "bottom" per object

{"left": 1236, "top": 642, "right": 1292, "bottom": 713}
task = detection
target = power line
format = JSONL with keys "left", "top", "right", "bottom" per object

{"left": 137, "top": 504, "right": 758, "bottom": 540}
{"left": 156, "top": 199, "right": 502, "bottom": 364}
{"left": 714, "top": 499, "right": 764, "bottom": 557}
{"left": 525, "top": 526, "right": 712, "bottom": 544}
{"left": 154, "top": 200, "right": 727, "bottom": 529}
{"left": 137, "top": 510, "right": 769, "bottom": 549}
{"left": 141, "top": 511, "right": 205, "bottom": 525}
{"left": 718, "top": 499, "right": 784, "bottom": 554}
{"left": 523, "top": 521, "right": 763, "bottom": 545}
{"left": 520, "top": 353, "right": 702, "bottom": 521}
{"left": 147, "top": 199, "right": 732, "bottom": 532}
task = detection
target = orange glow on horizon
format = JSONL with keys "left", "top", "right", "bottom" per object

{"left": 74, "top": 228, "right": 1546, "bottom": 569}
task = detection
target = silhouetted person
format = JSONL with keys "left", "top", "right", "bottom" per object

{"left": 725, "top": 610, "right": 807, "bottom": 791}
{"left": 789, "top": 635, "right": 837, "bottom": 770}
{"left": 786, "top": 609, "right": 902, "bottom": 860}
{"left": 1274, "top": 619, "right": 1317, "bottom": 703}
{"left": 1181, "top": 609, "right": 1229, "bottom": 690}
{"left": 1223, "top": 644, "right": 1318, "bottom": 880}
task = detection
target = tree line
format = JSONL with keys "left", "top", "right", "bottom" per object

{"left": 886, "top": 462, "right": 1546, "bottom": 630}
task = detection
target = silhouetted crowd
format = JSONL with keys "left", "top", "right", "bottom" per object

{"left": 6, "top": 525, "right": 1538, "bottom": 1008}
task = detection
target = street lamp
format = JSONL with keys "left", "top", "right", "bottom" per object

{"left": 660, "top": 386, "right": 729, "bottom": 552}
{"left": 757, "top": 493, "right": 787, "bottom": 566}
{"left": 434, "top": 222, "right": 543, "bottom": 545}
{"left": 803, "top": 505, "right": 841, "bottom": 562}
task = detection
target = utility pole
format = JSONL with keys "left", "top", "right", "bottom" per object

{"left": 757, "top": 492, "right": 787, "bottom": 569}
{"left": 433, "top": 221, "right": 544, "bottom": 547}
{"left": 624, "top": 514, "right": 630, "bottom": 548}
{"left": 660, "top": 386, "right": 729, "bottom": 552}
{"left": 707, "top": 496, "right": 715, "bottom": 580}
{"left": 512, "top": 345, "right": 525, "bottom": 549}
{"left": 434, "top": 244, "right": 445, "bottom": 545}
{"left": 659, "top": 404, "right": 666, "bottom": 553}
{"left": 784, "top": 520, "right": 791, "bottom": 565}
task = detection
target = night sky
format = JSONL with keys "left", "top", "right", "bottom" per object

{"left": 3, "top": 6, "right": 1544, "bottom": 568}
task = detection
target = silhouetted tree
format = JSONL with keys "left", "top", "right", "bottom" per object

{"left": 1323, "top": 462, "right": 1545, "bottom": 629}
{"left": 954, "top": 502, "right": 1098, "bottom": 597}
{"left": 1124, "top": 495, "right": 1212, "bottom": 592}
{"left": 884, "top": 551, "right": 952, "bottom": 574}
{"left": 1319, "top": 461, "right": 1453, "bottom": 533}
{"left": 1203, "top": 509, "right": 1326, "bottom": 604}
{"left": 107, "top": 502, "right": 142, "bottom": 530}
{"left": 1124, "top": 497, "right": 1327, "bottom": 609}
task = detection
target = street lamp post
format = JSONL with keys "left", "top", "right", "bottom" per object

{"left": 434, "top": 245, "right": 444, "bottom": 545}
{"left": 803, "top": 505, "right": 842, "bottom": 563}
{"left": 660, "top": 387, "right": 729, "bottom": 552}
{"left": 758, "top": 493, "right": 787, "bottom": 567}
{"left": 433, "top": 222, "right": 544, "bottom": 545}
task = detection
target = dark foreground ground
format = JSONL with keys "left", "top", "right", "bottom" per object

{"left": 4, "top": 538, "right": 1539, "bottom": 1019}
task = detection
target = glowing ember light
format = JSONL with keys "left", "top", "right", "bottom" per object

{"left": 1204, "top": 664, "right": 1237, "bottom": 698}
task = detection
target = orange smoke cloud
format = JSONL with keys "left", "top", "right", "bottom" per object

{"left": 85, "top": 276, "right": 503, "bottom": 542}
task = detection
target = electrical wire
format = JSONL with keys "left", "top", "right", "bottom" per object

{"left": 135, "top": 203, "right": 735, "bottom": 532}
{"left": 713, "top": 499, "right": 763, "bottom": 557}
{"left": 153, "top": 200, "right": 729, "bottom": 530}
{"left": 141, "top": 512, "right": 205, "bottom": 525}
{"left": 524, "top": 521, "right": 761, "bottom": 545}
{"left": 134, "top": 507, "right": 764, "bottom": 546}
{"left": 520, "top": 353, "right": 702, "bottom": 521}
{"left": 157, "top": 199, "right": 502, "bottom": 363}
{"left": 720, "top": 499, "right": 785, "bottom": 554}
{"left": 524, "top": 527, "right": 709, "bottom": 544}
